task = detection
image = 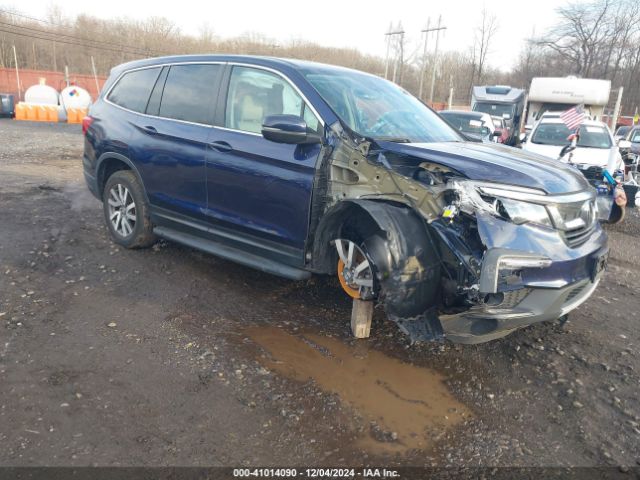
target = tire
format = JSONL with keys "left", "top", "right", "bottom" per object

{"left": 102, "top": 170, "right": 156, "bottom": 248}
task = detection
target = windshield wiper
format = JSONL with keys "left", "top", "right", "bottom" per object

{"left": 373, "top": 136, "right": 412, "bottom": 143}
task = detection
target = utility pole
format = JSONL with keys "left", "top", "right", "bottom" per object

{"left": 384, "top": 22, "right": 392, "bottom": 79}
{"left": 396, "top": 27, "right": 405, "bottom": 85}
{"left": 610, "top": 87, "right": 623, "bottom": 130}
{"left": 428, "top": 15, "right": 447, "bottom": 105}
{"left": 52, "top": 41, "right": 57, "bottom": 72}
{"left": 91, "top": 56, "right": 100, "bottom": 95}
{"left": 384, "top": 23, "right": 404, "bottom": 83}
{"left": 12, "top": 45, "right": 21, "bottom": 101}
{"left": 448, "top": 75, "right": 454, "bottom": 109}
{"left": 418, "top": 18, "right": 431, "bottom": 100}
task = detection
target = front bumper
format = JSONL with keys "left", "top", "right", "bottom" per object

{"left": 440, "top": 212, "right": 608, "bottom": 344}
{"left": 441, "top": 275, "right": 601, "bottom": 343}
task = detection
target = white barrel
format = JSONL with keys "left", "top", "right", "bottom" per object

{"left": 24, "top": 84, "right": 59, "bottom": 106}
{"left": 60, "top": 85, "right": 92, "bottom": 110}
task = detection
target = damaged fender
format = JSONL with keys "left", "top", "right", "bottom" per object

{"left": 313, "top": 199, "right": 444, "bottom": 340}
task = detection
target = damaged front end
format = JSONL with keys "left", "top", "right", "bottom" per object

{"left": 315, "top": 124, "right": 608, "bottom": 344}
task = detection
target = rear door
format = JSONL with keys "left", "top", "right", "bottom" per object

{"left": 129, "top": 63, "right": 222, "bottom": 222}
{"left": 205, "top": 65, "right": 323, "bottom": 256}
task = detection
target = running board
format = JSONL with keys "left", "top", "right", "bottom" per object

{"left": 153, "top": 226, "right": 311, "bottom": 281}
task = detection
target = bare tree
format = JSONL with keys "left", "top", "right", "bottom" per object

{"left": 471, "top": 8, "right": 499, "bottom": 86}
{"left": 535, "top": 0, "right": 614, "bottom": 76}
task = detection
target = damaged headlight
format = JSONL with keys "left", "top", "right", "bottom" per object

{"left": 449, "top": 181, "right": 553, "bottom": 228}
{"left": 497, "top": 199, "right": 552, "bottom": 228}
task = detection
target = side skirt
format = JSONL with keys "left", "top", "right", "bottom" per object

{"left": 153, "top": 226, "right": 311, "bottom": 281}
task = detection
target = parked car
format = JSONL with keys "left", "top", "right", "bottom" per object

{"left": 523, "top": 115, "right": 623, "bottom": 174}
{"left": 83, "top": 55, "right": 608, "bottom": 344}
{"left": 491, "top": 115, "right": 510, "bottom": 144}
{"left": 614, "top": 125, "right": 632, "bottom": 142}
{"left": 438, "top": 110, "right": 498, "bottom": 143}
{"left": 623, "top": 126, "right": 640, "bottom": 158}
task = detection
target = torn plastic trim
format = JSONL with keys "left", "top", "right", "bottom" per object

{"left": 390, "top": 307, "right": 444, "bottom": 343}
{"left": 479, "top": 248, "right": 553, "bottom": 293}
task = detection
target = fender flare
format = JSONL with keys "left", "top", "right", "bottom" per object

{"left": 96, "top": 152, "right": 149, "bottom": 202}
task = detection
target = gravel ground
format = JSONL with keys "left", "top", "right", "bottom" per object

{"left": 0, "top": 119, "right": 638, "bottom": 468}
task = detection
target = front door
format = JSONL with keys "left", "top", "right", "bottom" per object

{"left": 205, "top": 65, "right": 323, "bottom": 255}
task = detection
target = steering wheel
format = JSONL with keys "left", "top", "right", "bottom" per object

{"left": 369, "top": 110, "right": 413, "bottom": 137}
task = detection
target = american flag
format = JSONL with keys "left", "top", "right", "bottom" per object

{"left": 560, "top": 104, "right": 586, "bottom": 131}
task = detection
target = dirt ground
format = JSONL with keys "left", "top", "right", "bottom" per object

{"left": 0, "top": 120, "right": 639, "bottom": 468}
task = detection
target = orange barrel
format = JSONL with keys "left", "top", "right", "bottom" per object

{"left": 67, "top": 108, "right": 77, "bottom": 123}
{"left": 35, "top": 105, "right": 46, "bottom": 121}
{"left": 14, "top": 103, "right": 26, "bottom": 120}
{"left": 25, "top": 104, "right": 37, "bottom": 121}
{"left": 67, "top": 107, "right": 87, "bottom": 124}
{"left": 47, "top": 106, "right": 59, "bottom": 122}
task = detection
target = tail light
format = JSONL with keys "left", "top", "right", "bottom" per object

{"left": 82, "top": 116, "right": 94, "bottom": 135}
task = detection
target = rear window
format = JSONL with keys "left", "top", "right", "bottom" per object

{"left": 441, "top": 113, "right": 487, "bottom": 135}
{"left": 159, "top": 64, "right": 222, "bottom": 125}
{"left": 107, "top": 67, "right": 161, "bottom": 113}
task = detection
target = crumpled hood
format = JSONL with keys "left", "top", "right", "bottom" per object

{"left": 375, "top": 140, "right": 591, "bottom": 194}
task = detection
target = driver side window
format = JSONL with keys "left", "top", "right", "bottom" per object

{"left": 225, "top": 66, "right": 319, "bottom": 135}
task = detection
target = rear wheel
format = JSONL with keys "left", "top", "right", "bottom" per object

{"left": 102, "top": 170, "right": 156, "bottom": 248}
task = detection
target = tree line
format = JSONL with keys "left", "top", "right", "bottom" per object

{"left": 1, "top": 0, "right": 639, "bottom": 115}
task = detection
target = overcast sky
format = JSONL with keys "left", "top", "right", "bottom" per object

{"left": 15, "top": 0, "right": 568, "bottom": 71}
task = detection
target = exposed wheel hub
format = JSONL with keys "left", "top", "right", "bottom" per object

{"left": 334, "top": 239, "right": 374, "bottom": 299}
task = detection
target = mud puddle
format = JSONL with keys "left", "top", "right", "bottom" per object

{"left": 246, "top": 326, "right": 471, "bottom": 454}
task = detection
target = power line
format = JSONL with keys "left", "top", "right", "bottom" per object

{"left": 0, "top": 26, "right": 155, "bottom": 58}
{"left": 0, "top": 8, "right": 171, "bottom": 56}
{"left": 0, "top": 20, "right": 160, "bottom": 57}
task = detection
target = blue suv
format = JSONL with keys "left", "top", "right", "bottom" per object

{"left": 83, "top": 55, "right": 608, "bottom": 343}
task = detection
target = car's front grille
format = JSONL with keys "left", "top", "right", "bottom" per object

{"left": 577, "top": 165, "right": 604, "bottom": 183}
{"left": 554, "top": 199, "right": 597, "bottom": 248}
{"left": 563, "top": 221, "right": 597, "bottom": 248}
{"left": 500, "top": 288, "right": 531, "bottom": 308}
{"left": 565, "top": 284, "right": 587, "bottom": 303}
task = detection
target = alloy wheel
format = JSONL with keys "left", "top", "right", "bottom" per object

{"left": 107, "top": 184, "right": 136, "bottom": 237}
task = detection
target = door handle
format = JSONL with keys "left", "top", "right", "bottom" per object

{"left": 142, "top": 125, "right": 158, "bottom": 135}
{"left": 209, "top": 140, "right": 233, "bottom": 153}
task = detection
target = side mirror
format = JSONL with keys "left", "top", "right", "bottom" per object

{"left": 618, "top": 139, "right": 631, "bottom": 149}
{"left": 261, "top": 114, "right": 321, "bottom": 145}
{"left": 519, "top": 132, "right": 527, "bottom": 142}
{"left": 492, "top": 130, "right": 502, "bottom": 137}
{"left": 480, "top": 126, "right": 491, "bottom": 137}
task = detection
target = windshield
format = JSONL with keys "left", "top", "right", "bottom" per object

{"left": 531, "top": 123, "right": 612, "bottom": 149}
{"left": 440, "top": 113, "right": 490, "bottom": 137}
{"left": 615, "top": 126, "right": 630, "bottom": 136}
{"left": 303, "top": 69, "right": 461, "bottom": 143}
{"left": 473, "top": 102, "right": 514, "bottom": 118}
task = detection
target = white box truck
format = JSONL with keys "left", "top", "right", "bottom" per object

{"left": 471, "top": 85, "right": 526, "bottom": 145}
{"left": 525, "top": 76, "right": 611, "bottom": 129}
